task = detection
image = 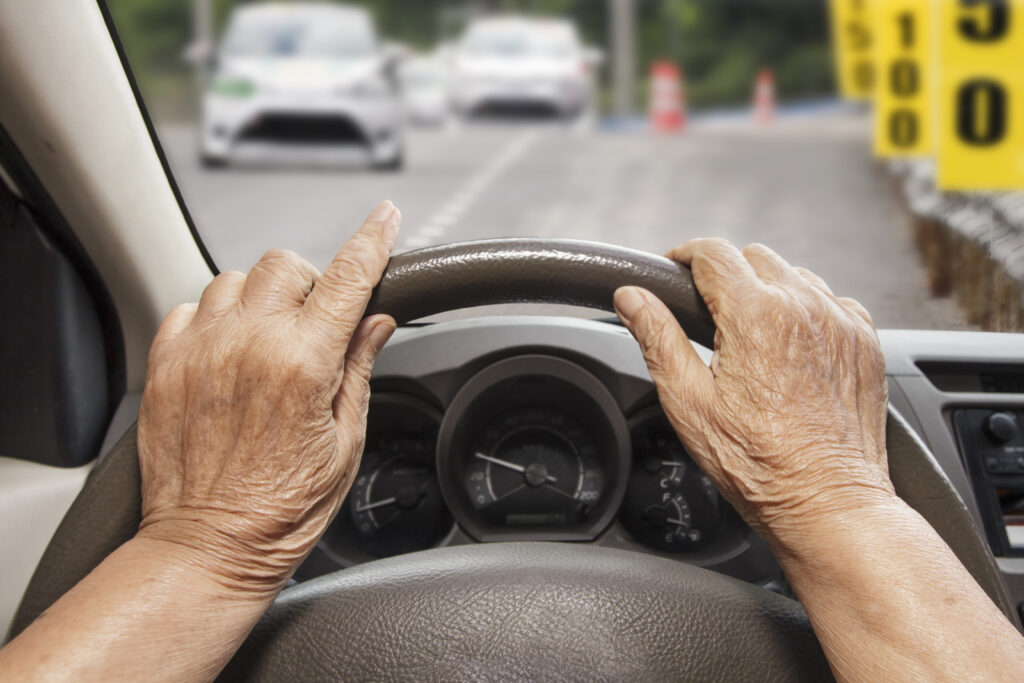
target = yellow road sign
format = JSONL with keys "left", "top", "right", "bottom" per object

{"left": 831, "top": 0, "right": 877, "bottom": 100}
{"left": 873, "top": 0, "right": 935, "bottom": 157}
{"left": 936, "top": 0, "right": 1024, "bottom": 189}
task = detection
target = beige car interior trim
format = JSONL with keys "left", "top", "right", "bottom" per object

{"left": 0, "top": 458, "right": 89, "bottom": 640}
{"left": 0, "top": 0, "right": 213, "bottom": 635}
{"left": 0, "top": 0, "right": 213, "bottom": 392}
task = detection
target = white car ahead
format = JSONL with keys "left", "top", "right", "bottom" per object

{"left": 200, "top": 2, "right": 403, "bottom": 170}
{"left": 450, "top": 16, "right": 601, "bottom": 121}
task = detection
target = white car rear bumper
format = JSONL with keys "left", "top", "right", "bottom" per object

{"left": 453, "top": 79, "right": 586, "bottom": 116}
{"left": 201, "top": 91, "right": 402, "bottom": 164}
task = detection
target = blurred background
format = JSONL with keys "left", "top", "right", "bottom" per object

{"left": 110, "top": 0, "right": 835, "bottom": 118}
{"left": 105, "top": 0, "right": 974, "bottom": 330}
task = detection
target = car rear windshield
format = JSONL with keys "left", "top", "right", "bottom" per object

{"left": 462, "top": 24, "right": 579, "bottom": 58}
{"left": 222, "top": 11, "right": 376, "bottom": 58}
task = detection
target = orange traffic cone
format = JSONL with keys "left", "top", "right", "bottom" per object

{"left": 753, "top": 69, "right": 775, "bottom": 124}
{"left": 649, "top": 61, "right": 686, "bottom": 133}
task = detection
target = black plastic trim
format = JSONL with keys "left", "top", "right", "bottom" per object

{"left": 0, "top": 123, "right": 126, "bottom": 444}
{"left": 918, "top": 361, "right": 1024, "bottom": 394}
{"left": 95, "top": 0, "right": 219, "bottom": 275}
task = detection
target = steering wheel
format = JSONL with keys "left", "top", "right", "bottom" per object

{"left": 10, "top": 240, "right": 1016, "bottom": 680}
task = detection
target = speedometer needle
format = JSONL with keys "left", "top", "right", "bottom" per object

{"left": 474, "top": 452, "right": 557, "bottom": 483}
{"left": 355, "top": 496, "right": 397, "bottom": 512}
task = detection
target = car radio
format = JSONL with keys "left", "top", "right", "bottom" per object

{"left": 954, "top": 409, "right": 1024, "bottom": 557}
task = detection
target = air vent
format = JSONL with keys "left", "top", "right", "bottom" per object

{"left": 918, "top": 362, "right": 1024, "bottom": 394}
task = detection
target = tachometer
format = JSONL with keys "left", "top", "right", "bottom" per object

{"left": 350, "top": 434, "right": 448, "bottom": 557}
{"left": 316, "top": 394, "right": 452, "bottom": 560}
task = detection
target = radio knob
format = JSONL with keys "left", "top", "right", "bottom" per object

{"left": 985, "top": 413, "right": 1019, "bottom": 445}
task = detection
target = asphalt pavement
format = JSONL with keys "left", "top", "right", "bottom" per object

{"left": 158, "top": 110, "right": 967, "bottom": 330}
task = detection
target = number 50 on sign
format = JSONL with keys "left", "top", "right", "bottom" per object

{"left": 936, "top": 0, "right": 1024, "bottom": 190}
{"left": 831, "top": 0, "right": 876, "bottom": 100}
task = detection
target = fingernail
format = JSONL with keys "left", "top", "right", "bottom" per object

{"left": 368, "top": 200, "right": 395, "bottom": 222}
{"left": 385, "top": 207, "right": 402, "bottom": 243}
{"left": 369, "top": 318, "right": 396, "bottom": 352}
{"left": 614, "top": 286, "right": 646, "bottom": 320}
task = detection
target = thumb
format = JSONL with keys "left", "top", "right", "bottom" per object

{"left": 614, "top": 286, "right": 715, "bottom": 430}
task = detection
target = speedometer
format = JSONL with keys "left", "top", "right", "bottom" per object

{"left": 465, "top": 407, "right": 604, "bottom": 528}
{"left": 437, "top": 354, "right": 631, "bottom": 543}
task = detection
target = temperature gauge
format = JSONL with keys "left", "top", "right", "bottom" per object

{"left": 621, "top": 418, "right": 720, "bottom": 552}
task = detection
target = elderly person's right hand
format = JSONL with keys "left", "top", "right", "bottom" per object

{"left": 614, "top": 239, "right": 1024, "bottom": 682}
{"left": 613, "top": 239, "right": 895, "bottom": 555}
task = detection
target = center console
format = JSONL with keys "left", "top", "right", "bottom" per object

{"left": 954, "top": 409, "right": 1024, "bottom": 557}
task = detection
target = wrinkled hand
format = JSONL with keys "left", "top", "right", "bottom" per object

{"left": 614, "top": 239, "right": 894, "bottom": 554}
{"left": 137, "top": 201, "right": 400, "bottom": 593}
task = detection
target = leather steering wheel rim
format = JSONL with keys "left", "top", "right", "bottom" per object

{"left": 362, "top": 238, "right": 716, "bottom": 346}
{"left": 10, "top": 239, "right": 1017, "bottom": 680}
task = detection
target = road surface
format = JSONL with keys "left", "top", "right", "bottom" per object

{"left": 158, "top": 112, "right": 966, "bottom": 330}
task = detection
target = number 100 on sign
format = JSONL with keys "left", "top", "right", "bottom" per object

{"left": 874, "top": 0, "right": 933, "bottom": 157}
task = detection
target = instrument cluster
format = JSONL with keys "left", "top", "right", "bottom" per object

{"left": 302, "top": 354, "right": 755, "bottom": 578}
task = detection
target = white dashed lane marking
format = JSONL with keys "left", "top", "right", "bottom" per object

{"left": 400, "top": 130, "right": 540, "bottom": 252}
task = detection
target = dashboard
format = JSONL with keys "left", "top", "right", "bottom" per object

{"left": 293, "top": 315, "right": 1024, "bottom": 614}
{"left": 295, "top": 316, "right": 780, "bottom": 588}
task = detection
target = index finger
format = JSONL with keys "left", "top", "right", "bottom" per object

{"left": 666, "top": 238, "right": 764, "bottom": 316}
{"left": 301, "top": 200, "right": 401, "bottom": 353}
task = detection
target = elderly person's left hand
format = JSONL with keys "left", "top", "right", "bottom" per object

{"left": 0, "top": 201, "right": 401, "bottom": 681}
{"left": 137, "top": 201, "right": 400, "bottom": 593}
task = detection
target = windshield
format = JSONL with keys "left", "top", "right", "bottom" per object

{"left": 107, "top": 1, "right": 1023, "bottom": 334}
{"left": 221, "top": 10, "right": 376, "bottom": 58}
